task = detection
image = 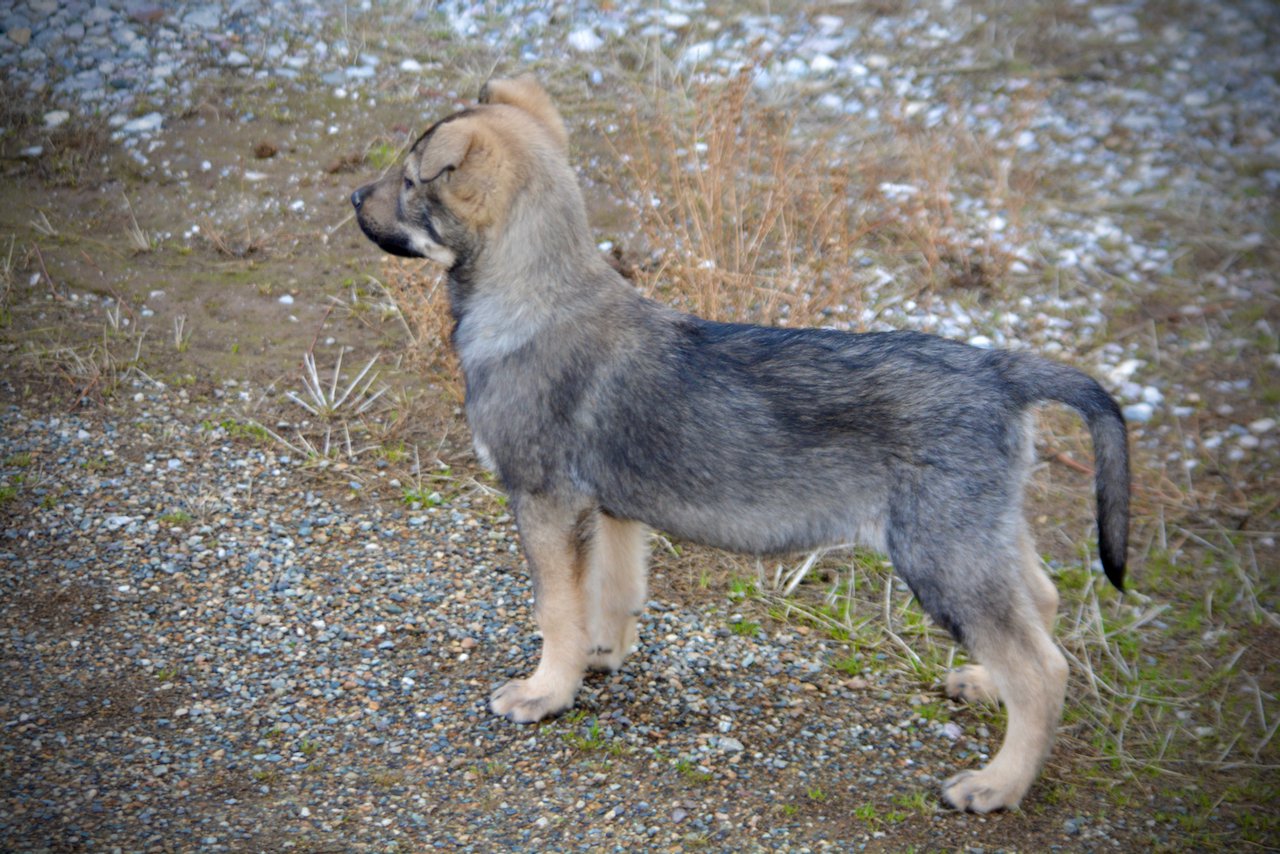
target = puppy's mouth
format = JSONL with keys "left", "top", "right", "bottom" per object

{"left": 351, "top": 182, "right": 457, "bottom": 266}
{"left": 352, "top": 214, "right": 420, "bottom": 259}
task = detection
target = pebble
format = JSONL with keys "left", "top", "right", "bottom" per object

{"left": 121, "top": 112, "right": 163, "bottom": 135}
{"left": 567, "top": 27, "right": 604, "bottom": 52}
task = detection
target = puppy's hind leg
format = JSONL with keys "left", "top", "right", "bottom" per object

{"left": 942, "top": 608, "right": 1067, "bottom": 812}
{"left": 937, "top": 551, "right": 1068, "bottom": 813}
{"left": 891, "top": 521, "right": 1066, "bottom": 812}
{"left": 585, "top": 515, "right": 648, "bottom": 673}
{"left": 491, "top": 495, "right": 595, "bottom": 723}
{"left": 946, "top": 528, "right": 1058, "bottom": 707}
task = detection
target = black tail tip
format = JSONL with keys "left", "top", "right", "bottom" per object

{"left": 1102, "top": 554, "right": 1126, "bottom": 592}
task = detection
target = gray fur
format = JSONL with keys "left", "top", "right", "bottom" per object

{"left": 351, "top": 76, "right": 1131, "bottom": 812}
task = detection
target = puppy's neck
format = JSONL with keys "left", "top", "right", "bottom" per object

{"left": 448, "top": 183, "right": 613, "bottom": 365}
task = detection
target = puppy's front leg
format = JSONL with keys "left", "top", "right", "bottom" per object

{"left": 491, "top": 495, "right": 595, "bottom": 723}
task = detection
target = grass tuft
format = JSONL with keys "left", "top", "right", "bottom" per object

{"left": 261, "top": 348, "right": 397, "bottom": 462}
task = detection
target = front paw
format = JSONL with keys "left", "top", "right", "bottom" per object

{"left": 586, "top": 616, "right": 639, "bottom": 673}
{"left": 586, "top": 644, "right": 624, "bottom": 673}
{"left": 490, "top": 677, "right": 575, "bottom": 723}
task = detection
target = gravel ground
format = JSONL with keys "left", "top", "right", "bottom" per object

{"left": 0, "top": 385, "right": 1149, "bottom": 851}
{"left": 1, "top": 0, "right": 1278, "bottom": 851}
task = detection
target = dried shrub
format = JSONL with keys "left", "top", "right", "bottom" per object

{"left": 610, "top": 67, "right": 883, "bottom": 329}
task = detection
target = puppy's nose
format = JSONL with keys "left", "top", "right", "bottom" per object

{"left": 351, "top": 184, "right": 371, "bottom": 210}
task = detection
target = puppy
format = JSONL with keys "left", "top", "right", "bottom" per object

{"left": 351, "top": 76, "right": 1130, "bottom": 812}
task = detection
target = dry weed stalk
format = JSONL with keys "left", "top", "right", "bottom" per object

{"left": 29, "top": 210, "right": 58, "bottom": 237}
{"left": 122, "top": 194, "right": 152, "bottom": 253}
{"left": 275, "top": 349, "right": 392, "bottom": 461}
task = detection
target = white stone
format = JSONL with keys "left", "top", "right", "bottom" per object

{"left": 183, "top": 8, "right": 220, "bottom": 29}
{"left": 782, "top": 57, "right": 808, "bottom": 78}
{"left": 816, "top": 14, "right": 844, "bottom": 34}
{"left": 567, "top": 28, "right": 603, "bottom": 52}
{"left": 1122, "top": 402, "right": 1154, "bottom": 423}
{"left": 121, "top": 112, "right": 163, "bottom": 134}
{"left": 682, "top": 41, "right": 715, "bottom": 65}
{"left": 810, "top": 54, "right": 837, "bottom": 74}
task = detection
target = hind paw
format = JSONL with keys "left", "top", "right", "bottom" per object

{"left": 946, "top": 664, "right": 1000, "bottom": 705}
{"left": 942, "top": 768, "right": 1028, "bottom": 813}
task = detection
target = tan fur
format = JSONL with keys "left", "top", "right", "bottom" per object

{"left": 417, "top": 118, "right": 512, "bottom": 229}
{"left": 943, "top": 529, "right": 1066, "bottom": 810}
{"left": 944, "top": 602, "right": 1068, "bottom": 812}
{"left": 946, "top": 532, "right": 1060, "bottom": 708}
{"left": 489, "top": 495, "right": 593, "bottom": 722}
{"left": 479, "top": 74, "right": 570, "bottom": 151}
{"left": 586, "top": 516, "right": 649, "bottom": 673}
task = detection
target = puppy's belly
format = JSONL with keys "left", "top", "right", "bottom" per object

{"left": 623, "top": 497, "right": 889, "bottom": 557}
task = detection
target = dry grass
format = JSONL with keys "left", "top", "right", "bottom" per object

{"left": 122, "top": 194, "right": 152, "bottom": 254}
{"left": 266, "top": 347, "right": 393, "bottom": 462}
{"left": 597, "top": 64, "right": 1054, "bottom": 332}
{"left": 0, "top": 236, "right": 15, "bottom": 326}
{"left": 197, "top": 217, "right": 276, "bottom": 259}
{"left": 22, "top": 304, "right": 157, "bottom": 406}
{"left": 368, "top": 260, "right": 459, "bottom": 400}
{"left": 610, "top": 66, "right": 881, "bottom": 328}
{"left": 869, "top": 88, "right": 1044, "bottom": 294}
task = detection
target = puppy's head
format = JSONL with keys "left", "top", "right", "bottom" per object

{"left": 350, "top": 75, "right": 570, "bottom": 268}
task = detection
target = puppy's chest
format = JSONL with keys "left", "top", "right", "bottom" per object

{"left": 463, "top": 382, "right": 570, "bottom": 491}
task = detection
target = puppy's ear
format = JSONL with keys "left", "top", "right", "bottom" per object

{"left": 419, "top": 118, "right": 487, "bottom": 182}
{"left": 419, "top": 118, "right": 506, "bottom": 227}
{"left": 479, "top": 74, "right": 569, "bottom": 152}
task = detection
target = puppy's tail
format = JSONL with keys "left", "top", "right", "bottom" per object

{"left": 1004, "top": 353, "right": 1130, "bottom": 591}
